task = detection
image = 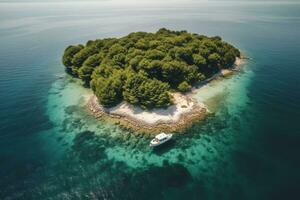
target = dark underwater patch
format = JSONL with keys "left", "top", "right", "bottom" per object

{"left": 64, "top": 105, "right": 80, "bottom": 115}
{"left": 72, "top": 131, "right": 107, "bottom": 163}
{"left": 232, "top": 149, "right": 273, "bottom": 182}
{"left": 107, "top": 161, "right": 193, "bottom": 200}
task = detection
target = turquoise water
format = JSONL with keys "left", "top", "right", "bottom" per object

{"left": 0, "top": 1, "right": 300, "bottom": 199}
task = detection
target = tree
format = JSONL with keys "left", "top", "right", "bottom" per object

{"left": 111, "top": 53, "right": 126, "bottom": 67}
{"left": 108, "top": 44, "right": 126, "bottom": 58}
{"left": 126, "top": 49, "right": 144, "bottom": 63}
{"left": 144, "top": 60, "right": 163, "bottom": 79}
{"left": 146, "top": 49, "right": 165, "bottom": 60}
{"left": 129, "top": 55, "right": 143, "bottom": 70}
{"left": 162, "top": 60, "right": 185, "bottom": 87}
{"left": 173, "top": 47, "right": 193, "bottom": 64}
{"left": 193, "top": 54, "right": 206, "bottom": 68}
{"left": 123, "top": 72, "right": 147, "bottom": 105}
{"left": 135, "top": 39, "right": 149, "bottom": 50}
{"left": 201, "top": 39, "right": 217, "bottom": 53}
{"left": 208, "top": 53, "right": 221, "bottom": 69}
{"left": 177, "top": 81, "right": 192, "bottom": 93}
{"left": 78, "top": 66, "right": 94, "bottom": 86}
{"left": 71, "top": 46, "right": 99, "bottom": 76}
{"left": 223, "top": 50, "right": 236, "bottom": 68}
{"left": 82, "top": 53, "right": 102, "bottom": 68}
{"left": 137, "top": 58, "right": 151, "bottom": 71}
{"left": 123, "top": 72, "right": 171, "bottom": 109}
{"left": 62, "top": 45, "right": 84, "bottom": 73}
{"left": 137, "top": 78, "right": 171, "bottom": 109}
{"left": 198, "top": 47, "right": 210, "bottom": 58}
{"left": 78, "top": 54, "right": 102, "bottom": 86}
{"left": 92, "top": 72, "right": 124, "bottom": 107}
{"left": 183, "top": 64, "right": 204, "bottom": 84}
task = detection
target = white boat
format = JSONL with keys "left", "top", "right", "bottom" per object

{"left": 150, "top": 132, "right": 173, "bottom": 147}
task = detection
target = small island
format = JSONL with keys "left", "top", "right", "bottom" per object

{"left": 62, "top": 28, "right": 241, "bottom": 133}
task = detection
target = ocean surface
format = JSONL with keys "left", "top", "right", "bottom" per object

{"left": 0, "top": 1, "right": 300, "bottom": 199}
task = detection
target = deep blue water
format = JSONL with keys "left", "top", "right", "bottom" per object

{"left": 0, "top": 1, "right": 300, "bottom": 200}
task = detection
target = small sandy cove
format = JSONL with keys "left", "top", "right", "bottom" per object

{"left": 87, "top": 92, "right": 207, "bottom": 133}
{"left": 108, "top": 93, "right": 206, "bottom": 125}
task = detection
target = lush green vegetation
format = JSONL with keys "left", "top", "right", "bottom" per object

{"left": 62, "top": 28, "right": 240, "bottom": 109}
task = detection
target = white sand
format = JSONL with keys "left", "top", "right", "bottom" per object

{"left": 106, "top": 93, "right": 206, "bottom": 125}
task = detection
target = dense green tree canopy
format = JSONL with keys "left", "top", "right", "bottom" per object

{"left": 62, "top": 28, "right": 240, "bottom": 109}
{"left": 177, "top": 81, "right": 192, "bottom": 93}
{"left": 123, "top": 72, "right": 172, "bottom": 109}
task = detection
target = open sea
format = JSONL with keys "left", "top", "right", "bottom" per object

{"left": 0, "top": 1, "right": 300, "bottom": 199}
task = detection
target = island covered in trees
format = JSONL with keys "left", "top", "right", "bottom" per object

{"left": 62, "top": 28, "right": 240, "bottom": 110}
{"left": 62, "top": 28, "right": 243, "bottom": 133}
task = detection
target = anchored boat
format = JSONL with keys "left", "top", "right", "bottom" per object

{"left": 150, "top": 132, "right": 173, "bottom": 147}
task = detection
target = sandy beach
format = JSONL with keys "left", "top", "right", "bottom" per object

{"left": 107, "top": 93, "right": 206, "bottom": 125}
{"left": 87, "top": 92, "right": 207, "bottom": 133}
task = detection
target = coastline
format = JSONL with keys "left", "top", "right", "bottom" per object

{"left": 87, "top": 57, "right": 246, "bottom": 134}
{"left": 87, "top": 93, "right": 207, "bottom": 134}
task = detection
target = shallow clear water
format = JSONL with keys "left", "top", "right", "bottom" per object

{"left": 0, "top": 1, "right": 300, "bottom": 200}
